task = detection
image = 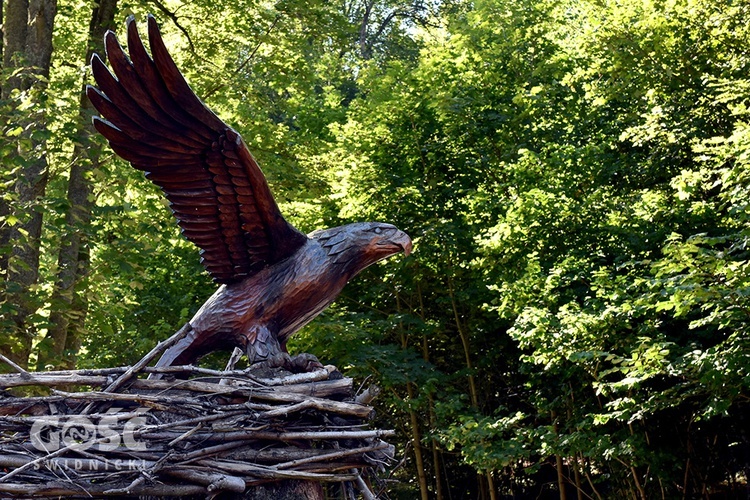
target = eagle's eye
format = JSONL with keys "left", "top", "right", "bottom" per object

{"left": 374, "top": 227, "right": 383, "bottom": 235}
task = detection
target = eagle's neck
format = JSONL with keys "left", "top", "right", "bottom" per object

{"left": 313, "top": 231, "right": 373, "bottom": 279}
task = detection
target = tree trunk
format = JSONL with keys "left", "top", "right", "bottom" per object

{"left": 406, "top": 381, "right": 430, "bottom": 500}
{"left": 418, "top": 283, "right": 444, "bottom": 500}
{"left": 448, "top": 276, "right": 498, "bottom": 499}
{"left": 0, "top": 0, "right": 4, "bottom": 63}
{"left": 2, "top": 0, "right": 29, "bottom": 76}
{"left": 0, "top": 0, "right": 57, "bottom": 368}
{"left": 552, "top": 411, "right": 568, "bottom": 500}
{"left": 0, "top": 0, "right": 30, "bottom": 286}
{"left": 447, "top": 277, "right": 478, "bottom": 407}
{"left": 396, "top": 290, "right": 430, "bottom": 500}
{"left": 39, "top": 0, "right": 118, "bottom": 370}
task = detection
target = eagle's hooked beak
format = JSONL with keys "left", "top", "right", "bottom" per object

{"left": 395, "top": 231, "right": 413, "bottom": 257}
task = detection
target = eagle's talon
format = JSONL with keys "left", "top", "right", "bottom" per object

{"left": 288, "top": 353, "right": 324, "bottom": 373}
{"left": 248, "top": 352, "right": 323, "bottom": 374}
{"left": 245, "top": 348, "right": 290, "bottom": 370}
{"left": 245, "top": 352, "right": 323, "bottom": 378}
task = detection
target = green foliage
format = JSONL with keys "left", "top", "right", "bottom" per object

{"left": 311, "top": 0, "right": 750, "bottom": 495}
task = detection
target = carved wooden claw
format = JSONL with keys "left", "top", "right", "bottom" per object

{"left": 287, "top": 353, "right": 325, "bottom": 373}
{"left": 248, "top": 351, "right": 324, "bottom": 374}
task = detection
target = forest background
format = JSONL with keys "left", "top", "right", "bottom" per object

{"left": 1, "top": 0, "right": 749, "bottom": 498}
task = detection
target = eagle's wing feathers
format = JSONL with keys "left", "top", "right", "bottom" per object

{"left": 87, "top": 15, "right": 307, "bottom": 284}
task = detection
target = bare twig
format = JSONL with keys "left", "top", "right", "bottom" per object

{"left": 0, "top": 354, "right": 30, "bottom": 377}
{"left": 221, "top": 347, "right": 245, "bottom": 383}
{"left": 147, "top": 0, "right": 196, "bottom": 53}
{"left": 276, "top": 443, "right": 390, "bottom": 470}
{"left": 353, "top": 468, "right": 377, "bottom": 500}
{"left": 77, "top": 324, "right": 189, "bottom": 413}
{"left": 103, "top": 475, "right": 147, "bottom": 495}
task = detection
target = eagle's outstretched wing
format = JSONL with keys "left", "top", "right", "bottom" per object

{"left": 87, "top": 15, "right": 307, "bottom": 284}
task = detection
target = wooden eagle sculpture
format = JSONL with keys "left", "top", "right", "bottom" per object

{"left": 87, "top": 15, "right": 412, "bottom": 371}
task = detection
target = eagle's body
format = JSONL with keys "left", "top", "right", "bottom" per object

{"left": 159, "top": 223, "right": 410, "bottom": 367}
{"left": 88, "top": 16, "right": 411, "bottom": 370}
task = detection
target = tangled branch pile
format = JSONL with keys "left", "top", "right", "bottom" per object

{"left": 0, "top": 333, "right": 394, "bottom": 498}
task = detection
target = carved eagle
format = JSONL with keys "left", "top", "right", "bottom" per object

{"left": 87, "top": 15, "right": 412, "bottom": 370}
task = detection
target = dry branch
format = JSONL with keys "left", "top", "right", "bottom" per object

{"left": 0, "top": 355, "right": 395, "bottom": 497}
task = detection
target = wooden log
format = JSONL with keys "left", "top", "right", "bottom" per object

{"left": 196, "top": 459, "right": 359, "bottom": 482}
{"left": 162, "top": 466, "right": 246, "bottom": 493}
{"left": 128, "top": 377, "right": 354, "bottom": 399}
{"left": 0, "top": 371, "right": 354, "bottom": 400}
{"left": 0, "top": 373, "right": 110, "bottom": 388}
{"left": 274, "top": 442, "right": 391, "bottom": 470}
{"left": 138, "top": 429, "right": 395, "bottom": 443}
{"left": 0, "top": 364, "right": 333, "bottom": 389}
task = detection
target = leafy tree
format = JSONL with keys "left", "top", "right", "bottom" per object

{"left": 1, "top": 0, "right": 57, "bottom": 368}
{"left": 37, "top": 0, "right": 119, "bottom": 370}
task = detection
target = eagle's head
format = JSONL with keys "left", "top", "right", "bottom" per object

{"left": 310, "top": 222, "right": 412, "bottom": 276}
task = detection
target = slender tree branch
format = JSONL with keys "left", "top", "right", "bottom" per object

{"left": 148, "top": 0, "right": 196, "bottom": 53}
{"left": 202, "top": 15, "right": 282, "bottom": 99}
{"left": 0, "top": 354, "right": 30, "bottom": 376}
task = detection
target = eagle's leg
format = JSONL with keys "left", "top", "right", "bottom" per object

{"left": 245, "top": 325, "right": 289, "bottom": 367}
{"left": 245, "top": 326, "right": 324, "bottom": 373}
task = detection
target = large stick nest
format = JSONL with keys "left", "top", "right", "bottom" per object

{"left": 0, "top": 330, "right": 394, "bottom": 498}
